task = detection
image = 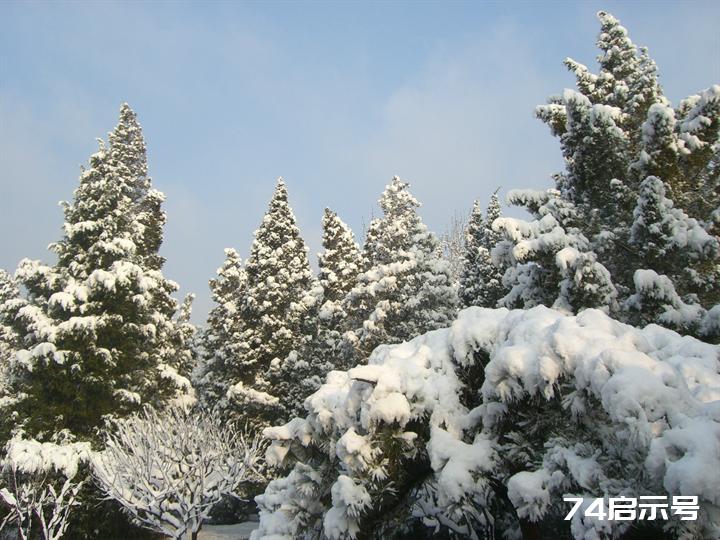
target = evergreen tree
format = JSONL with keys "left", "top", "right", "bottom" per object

{"left": 496, "top": 12, "right": 720, "bottom": 335}
{"left": 108, "top": 103, "right": 166, "bottom": 270}
{"left": 283, "top": 209, "right": 362, "bottom": 417}
{"left": 459, "top": 201, "right": 485, "bottom": 307}
{"left": 343, "top": 176, "right": 458, "bottom": 361}
{"left": 227, "top": 179, "right": 315, "bottom": 427}
{"left": 318, "top": 209, "right": 363, "bottom": 304}
{"left": 625, "top": 176, "right": 718, "bottom": 332}
{"left": 0, "top": 270, "right": 21, "bottom": 413}
{"left": 0, "top": 104, "right": 194, "bottom": 442}
{"left": 458, "top": 192, "right": 506, "bottom": 308}
{"left": 195, "top": 248, "right": 247, "bottom": 419}
{"left": 484, "top": 191, "right": 502, "bottom": 246}
{"left": 0, "top": 270, "right": 19, "bottom": 361}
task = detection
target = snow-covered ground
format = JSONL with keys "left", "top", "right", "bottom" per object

{"left": 197, "top": 522, "right": 258, "bottom": 540}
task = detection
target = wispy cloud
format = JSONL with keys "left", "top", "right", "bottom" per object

{"left": 1, "top": 1, "right": 717, "bottom": 323}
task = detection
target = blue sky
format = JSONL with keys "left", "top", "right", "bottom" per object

{"left": 1, "top": 0, "right": 718, "bottom": 322}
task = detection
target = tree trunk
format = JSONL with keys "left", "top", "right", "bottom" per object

{"left": 519, "top": 519, "right": 541, "bottom": 540}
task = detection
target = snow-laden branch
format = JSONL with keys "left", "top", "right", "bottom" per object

{"left": 0, "top": 437, "right": 88, "bottom": 540}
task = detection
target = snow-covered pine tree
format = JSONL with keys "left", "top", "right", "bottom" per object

{"left": 195, "top": 248, "right": 247, "bottom": 418}
{"left": 108, "top": 103, "right": 166, "bottom": 271}
{"left": 227, "top": 179, "right": 316, "bottom": 427}
{"left": 494, "top": 11, "right": 720, "bottom": 336}
{"left": 315, "top": 208, "right": 363, "bottom": 372}
{"left": 0, "top": 270, "right": 21, "bottom": 423}
{"left": 458, "top": 192, "right": 506, "bottom": 308}
{"left": 0, "top": 270, "right": 19, "bottom": 362}
{"left": 1, "top": 104, "right": 194, "bottom": 442}
{"left": 318, "top": 209, "right": 363, "bottom": 305}
{"left": 343, "top": 176, "right": 458, "bottom": 362}
{"left": 626, "top": 175, "right": 719, "bottom": 332}
{"left": 283, "top": 209, "right": 362, "bottom": 417}
{"left": 481, "top": 192, "right": 509, "bottom": 306}
{"left": 492, "top": 188, "right": 619, "bottom": 314}
{"left": 459, "top": 200, "right": 485, "bottom": 307}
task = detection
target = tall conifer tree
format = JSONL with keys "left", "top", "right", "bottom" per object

{"left": 0, "top": 270, "right": 19, "bottom": 361}
{"left": 0, "top": 104, "right": 194, "bottom": 441}
{"left": 227, "top": 179, "right": 315, "bottom": 426}
{"left": 459, "top": 192, "right": 505, "bottom": 308}
{"left": 0, "top": 270, "right": 21, "bottom": 415}
{"left": 195, "top": 248, "right": 247, "bottom": 418}
{"left": 282, "top": 208, "right": 362, "bottom": 417}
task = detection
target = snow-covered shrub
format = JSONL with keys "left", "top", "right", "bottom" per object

{"left": 92, "top": 406, "right": 264, "bottom": 540}
{"left": 0, "top": 436, "right": 90, "bottom": 540}
{"left": 255, "top": 306, "right": 720, "bottom": 539}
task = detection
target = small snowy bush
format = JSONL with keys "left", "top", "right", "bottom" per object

{"left": 92, "top": 406, "right": 264, "bottom": 540}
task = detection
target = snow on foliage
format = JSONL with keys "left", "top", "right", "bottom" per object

{"left": 439, "top": 212, "right": 467, "bottom": 286}
{"left": 459, "top": 193, "right": 505, "bottom": 309}
{"left": 280, "top": 209, "right": 363, "bottom": 418}
{"left": 0, "top": 104, "right": 196, "bottom": 442}
{"left": 225, "top": 179, "right": 316, "bottom": 428}
{"left": 92, "top": 406, "right": 265, "bottom": 540}
{"left": 195, "top": 248, "right": 248, "bottom": 420}
{"left": 342, "top": 176, "right": 457, "bottom": 363}
{"left": 255, "top": 306, "right": 720, "bottom": 539}
{"left": 499, "top": 11, "right": 720, "bottom": 340}
{"left": 3, "top": 438, "right": 90, "bottom": 480}
{"left": 0, "top": 436, "right": 90, "bottom": 540}
{"left": 0, "top": 270, "right": 20, "bottom": 408}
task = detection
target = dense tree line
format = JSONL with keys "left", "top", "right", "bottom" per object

{"left": 253, "top": 11, "right": 720, "bottom": 540}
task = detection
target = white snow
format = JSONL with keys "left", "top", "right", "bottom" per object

{"left": 2, "top": 437, "right": 91, "bottom": 479}
{"left": 257, "top": 306, "right": 720, "bottom": 539}
{"left": 227, "top": 381, "right": 279, "bottom": 407}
